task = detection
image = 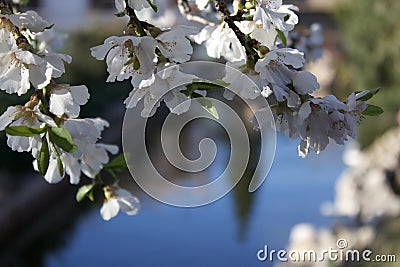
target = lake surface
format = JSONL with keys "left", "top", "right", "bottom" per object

{"left": 42, "top": 135, "right": 345, "bottom": 267}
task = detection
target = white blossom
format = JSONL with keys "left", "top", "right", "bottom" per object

{"left": 255, "top": 48, "right": 319, "bottom": 107}
{"left": 63, "top": 118, "right": 118, "bottom": 184}
{"left": 295, "top": 93, "right": 368, "bottom": 157}
{"left": 0, "top": 105, "right": 55, "bottom": 153}
{"left": 49, "top": 84, "right": 90, "bottom": 118}
{"left": 194, "top": 23, "right": 246, "bottom": 62}
{"left": 156, "top": 25, "right": 199, "bottom": 63}
{"left": 34, "top": 118, "right": 118, "bottom": 184}
{"left": 91, "top": 36, "right": 156, "bottom": 87}
{"left": 100, "top": 186, "right": 140, "bottom": 221}
{"left": 34, "top": 151, "right": 65, "bottom": 184}
{"left": 4, "top": 11, "right": 51, "bottom": 33}
{"left": 124, "top": 63, "right": 198, "bottom": 117}
{"left": 222, "top": 60, "right": 262, "bottom": 100}
{"left": 238, "top": 20, "right": 277, "bottom": 49}
{"left": 115, "top": 0, "right": 151, "bottom": 13}
{"left": 272, "top": 104, "right": 299, "bottom": 138}
{"left": 254, "top": 0, "right": 298, "bottom": 36}
{"left": 0, "top": 27, "right": 71, "bottom": 95}
{"left": 195, "top": 0, "right": 210, "bottom": 10}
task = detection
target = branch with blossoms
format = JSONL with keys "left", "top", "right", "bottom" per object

{"left": 0, "top": 0, "right": 384, "bottom": 220}
{"left": 92, "top": 0, "right": 382, "bottom": 159}
{"left": 0, "top": 0, "right": 139, "bottom": 221}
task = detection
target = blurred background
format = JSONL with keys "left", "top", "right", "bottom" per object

{"left": 0, "top": 0, "right": 399, "bottom": 266}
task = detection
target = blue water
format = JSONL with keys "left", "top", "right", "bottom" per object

{"left": 44, "top": 136, "right": 345, "bottom": 267}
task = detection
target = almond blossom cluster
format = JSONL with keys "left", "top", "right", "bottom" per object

{"left": 93, "top": 0, "right": 380, "bottom": 160}
{"left": 194, "top": 0, "right": 379, "bottom": 157}
{"left": 0, "top": 0, "right": 138, "bottom": 220}
{"left": 90, "top": 19, "right": 201, "bottom": 117}
{"left": 0, "top": 0, "right": 382, "bottom": 221}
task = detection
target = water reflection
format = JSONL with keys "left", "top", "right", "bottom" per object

{"left": 1, "top": 100, "right": 347, "bottom": 267}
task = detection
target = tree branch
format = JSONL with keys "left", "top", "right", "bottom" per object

{"left": 213, "top": 0, "right": 259, "bottom": 62}
{"left": 125, "top": 0, "right": 147, "bottom": 37}
{"left": 177, "top": 0, "right": 215, "bottom": 25}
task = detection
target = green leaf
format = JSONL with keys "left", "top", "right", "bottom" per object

{"left": 37, "top": 136, "right": 50, "bottom": 176}
{"left": 212, "top": 79, "right": 230, "bottom": 88}
{"left": 19, "top": 0, "right": 30, "bottom": 6}
{"left": 56, "top": 154, "right": 64, "bottom": 177}
{"left": 49, "top": 127, "right": 77, "bottom": 153}
{"left": 196, "top": 98, "right": 220, "bottom": 119}
{"left": 357, "top": 88, "right": 380, "bottom": 101}
{"left": 362, "top": 104, "right": 384, "bottom": 116}
{"left": 53, "top": 144, "right": 64, "bottom": 177}
{"left": 104, "top": 154, "right": 129, "bottom": 170}
{"left": 5, "top": 126, "right": 47, "bottom": 137}
{"left": 115, "top": 11, "right": 126, "bottom": 17}
{"left": 276, "top": 29, "right": 287, "bottom": 46}
{"left": 185, "top": 82, "right": 224, "bottom": 95}
{"left": 146, "top": 0, "right": 158, "bottom": 12}
{"left": 76, "top": 184, "right": 95, "bottom": 202}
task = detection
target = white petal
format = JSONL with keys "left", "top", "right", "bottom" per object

{"left": 64, "top": 119, "right": 101, "bottom": 144}
{"left": 7, "top": 135, "right": 31, "bottom": 152}
{"left": 70, "top": 85, "right": 90, "bottom": 105}
{"left": 43, "top": 155, "right": 65, "bottom": 184}
{"left": 97, "top": 144, "right": 119, "bottom": 155}
{"left": 100, "top": 198, "right": 120, "bottom": 221}
{"left": 261, "top": 86, "right": 273, "bottom": 98}
{"left": 62, "top": 154, "right": 81, "bottom": 184}
{"left": 292, "top": 71, "right": 320, "bottom": 95}
{"left": 117, "top": 195, "right": 140, "bottom": 215}
{"left": 193, "top": 25, "right": 214, "bottom": 44}
{"left": 49, "top": 88, "right": 76, "bottom": 117}
{"left": 298, "top": 139, "right": 309, "bottom": 158}
{"left": 34, "top": 108, "right": 57, "bottom": 127}
{"left": 29, "top": 63, "right": 52, "bottom": 89}
{"left": 0, "top": 55, "right": 30, "bottom": 95}
{"left": 90, "top": 36, "right": 129, "bottom": 61}
{"left": 134, "top": 37, "right": 157, "bottom": 75}
{"left": 0, "top": 106, "right": 19, "bottom": 131}
{"left": 114, "top": 0, "right": 126, "bottom": 12}
{"left": 15, "top": 50, "right": 44, "bottom": 65}
{"left": 7, "top": 11, "right": 51, "bottom": 33}
{"left": 86, "top": 118, "right": 110, "bottom": 133}
{"left": 124, "top": 87, "right": 148, "bottom": 109}
{"left": 81, "top": 146, "right": 109, "bottom": 178}
{"left": 156, "top": 26, "right": 199, "bottom": 63}
{"left": 164, "top": 90, "right": 190, "bottom": 115}
{"left": 195, "top": 0, "right": 209, "bottom": 10}
{"left": 127, "top": 0, "right": 150, "bottom": 11}
{"left": 44, "top": 52, "right": 72, "bottom": 78}
{"left": 278, "top": 48, "right": 305, "bottom": 68}
{"left": 298, "top": 102, "right": 312, "bottom": 120}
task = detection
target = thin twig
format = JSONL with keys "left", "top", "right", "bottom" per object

{"left": 177, "top": 0, "right": 215, "bottom": 26}
{"left": 125, "top": 0, "right": 147, "bottom": 36}
{"left": 213, "top": 0, "right": 259, "bottom": 62}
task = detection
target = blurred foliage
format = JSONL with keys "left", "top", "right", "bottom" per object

{"left": 0, "top": 23, "right": 131, "bottom": 172}
{"left": 334, "top": 0, "right": 400, "bottom": 148}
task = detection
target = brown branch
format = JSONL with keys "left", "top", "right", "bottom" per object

{"left": 214, "top": 0, "right": 246, "bottom": 46}
{"left": 213, "top": 0, "right": 259, "bottom": 62}
{"left": 125, "top": 0, "right": 147, "bottom": 36}
{"left": 177, "top": 0, "right": 215, "bottom": 25}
